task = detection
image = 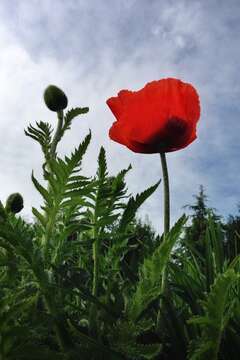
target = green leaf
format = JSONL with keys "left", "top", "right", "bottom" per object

{"left": 32, "top": 207, "right": 47, "bottom": 227}
{"left": 133, "top": 343, "right": 162, "bottom": 359}
{"left": 119, "top": 180, "right": 161, "bottom": 233}
{"left": 97, "top": 146, "right": 107, "bottom": 180}
{"left": 31, "top": 171, "right": 52, "bottom": 206}
{"left": 35, "top": 132, "right": 92, "bottom": 258}
{"left": 109, "top": 319, "right": 161, "bottom": 359}
{"left": 25, "top": 121, "right": 53, "bottom": 159}
{"left": 188, "top": 269, "right": 239, "bottom": 360}
{"left": 60, "top": 107, "right": 89, "bottom": 138}
{"left": 127, "top": 215, "right": 187, "bottom": 321}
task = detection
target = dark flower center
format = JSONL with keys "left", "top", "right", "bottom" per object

{"left": 165, "top": 117, "right": 188, "bottom": 136}
{"left": 151, "top": 117, "right": 189, "bottom": 150}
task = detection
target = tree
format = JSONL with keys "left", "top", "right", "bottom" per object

{"left": 183, "top": 185, "right": 221, "bottom": 257}
{"left": 222, "top": 204, "right": 240, "bottom": 261}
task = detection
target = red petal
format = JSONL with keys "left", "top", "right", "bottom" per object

{"left": 109, "top": 121, "right": 128, "bottom": 145}
{"left": 118, "top": 90, "right": 134, "bottom": 105}
{"left": 106, "top": 96, "right": 123, "bottom": 119}
{"left": 106, "top": 78, "right": 200, "bottom": 154}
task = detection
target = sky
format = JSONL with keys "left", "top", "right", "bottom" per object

{"left": 0, "top": 0, "right": 240, "bottom": 234}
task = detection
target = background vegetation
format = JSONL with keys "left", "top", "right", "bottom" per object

{"left": 0, "top": 96, "right": 239, "bottom": 360}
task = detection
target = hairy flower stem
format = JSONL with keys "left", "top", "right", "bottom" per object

{"left": 158, "top": 152, "right": 170, "bottom": 323}
{"left": 89, "top": 224, "right": 99, "bottom": 337}
{"left": 43, "top": 111, "right": 64, "bottom": 251}
{"left": 41, "top": 111, "right": 72, "bottom": 355}
{"left": 160, "top": 152, "right": 170, "bottom": 236}
{"left": 50, "top": 110, "right": 64, "bottom": 158}
{"left": 92, "top": 234, "right": 99, "bottom": 298}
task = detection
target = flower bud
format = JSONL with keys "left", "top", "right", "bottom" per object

{"left": 43, "top": 85, "right": 68, "bottom": 112}
{"left": 5, "top": 193, "right": 24, "bottom": 214}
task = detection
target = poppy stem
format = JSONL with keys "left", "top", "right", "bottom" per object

{"left": 158, "top": 152, "right": 170, "bottom": 328}
{"left": 160, "top": 152, "right": 170, "bottom": 236}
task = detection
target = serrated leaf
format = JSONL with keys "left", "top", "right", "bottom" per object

{"left": 98, "top": 146, "right": 107, "bottom": 180}
{"left": 110, "top": 319, "right": 161, "bottom": 359}
{"left": 127, "top": 215, "right": 187, "bottom": 321}
{"left": 31, "top": 171, "right": 52, "bottom": 206}
{"left": 133, "top": 343, "right": 162, "bottom": 359}
{"left": 60, "top": 107, "right": 89, "bottom": 137}
{"left": 119, "top": 180, "right": 161, "bottom": 233}
{"left": 25, "top": 121, "right": 53, "bottom": 160}
{"left": 32, "top": 207, "right": 46, "bottom": 227}
{"left": 188, "top": 269, "right": 239, "bottom": 360}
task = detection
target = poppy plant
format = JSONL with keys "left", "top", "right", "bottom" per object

{"left": 106, "top": 78, "right": 200, "bottom": 154}
{"left": 107, "top": 77, "right": 201, "bottom": 320}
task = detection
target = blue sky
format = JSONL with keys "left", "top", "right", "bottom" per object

{"left": 0, "top": 0, "right": 240, "bottom": 234}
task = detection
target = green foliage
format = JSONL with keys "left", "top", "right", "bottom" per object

{"left": 118, "top": 180, "right": 161, "bottom": 233}
{"left": 109, "top": 319, "right": 162, "bottom": 359}
{"left": 31, "top": 131, "right": 93, "bottom": 261}
{"left": 2, "top": 87, "right": 240, "bottom": 360}
{"left": 183, "top": 185, "right": 221, "bottom": 259}
{"left": 17, "top": 96, "right": 163, "bottom": 358}
{"left": 188, "top": 269, "right": 239, "bottom": 360}
{"left": 60, "top": 107, "right": 89, "bottom": 139}
{"left": 127, "top": 215, "right": 187, "bottom": 321}
{"left": 25, "top": 121, "right": 53, "bottom": 162}
{"left": 223, "top": 205, "right": 240, "bottom": 260}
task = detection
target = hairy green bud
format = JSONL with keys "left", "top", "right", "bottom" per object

{"left": 43, "top": 85, "right": 68, "bottom": 112}
{"left": 5, "top": 193, "right": 24, "bottom": 214}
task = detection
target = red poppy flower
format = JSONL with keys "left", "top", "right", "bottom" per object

{"left": 106, "top": 78, "right": 200, "bottom": 153}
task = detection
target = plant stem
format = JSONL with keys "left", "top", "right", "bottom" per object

{"left": 89, "top": 224, "right": 99, "bottom": 337}
{"left": 89, "top": 181, "right": 102, "bottom": 338}
{"left": 50, "top": 110, "right": 64, "bottom": 159}
{"left": 39, "top": 112, "right": 71, "bottom": 353}
{"left": 43, "top": 110, "right": 63, "bottom": 249}
{"left": 92, "top": 238, "right": 99, "bottom": 298}
{"left": 160, "top": 152, "right": 170, "bottom": 237}
{"left": 158, "top": 152, "right": 170, "bottom": 327}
